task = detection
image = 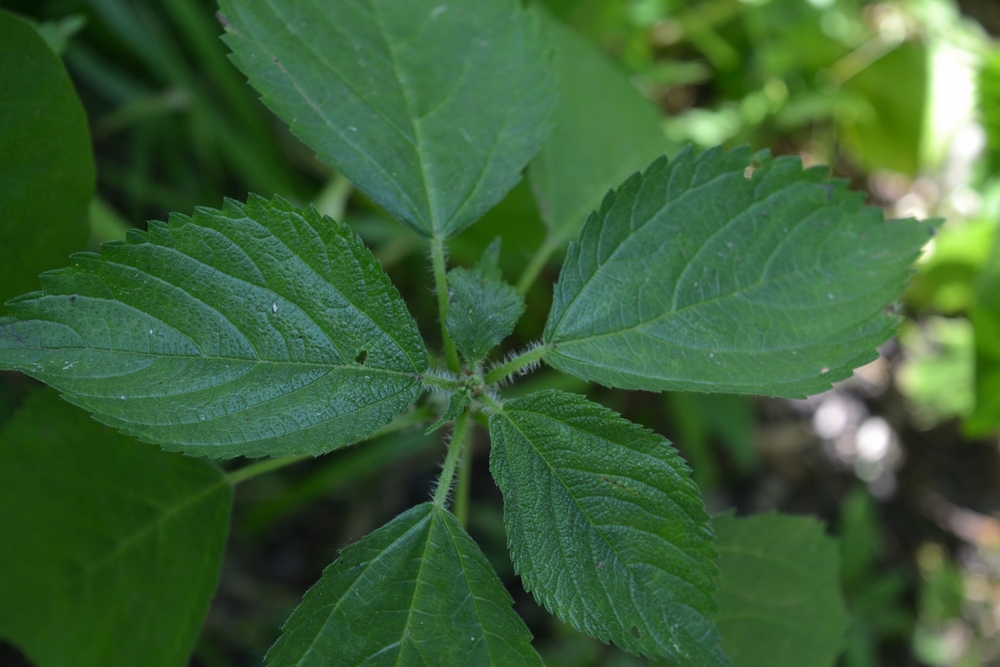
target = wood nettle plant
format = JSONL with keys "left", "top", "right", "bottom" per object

{"left": 0, "top": 1, "right": 934, "bottom": 666}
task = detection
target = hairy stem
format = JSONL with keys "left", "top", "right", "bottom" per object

{"left": 455, "top": 433, "right": 473, "bottom": 527}
{"left": 478, "top": 392, "right": 504, "bottom": 414}
{"left": 431, "top": 235, "right": 462, "bottom": 373}
{"left": 485, "top": 344, "right": 549, "bottom": 385}
{"left": 516, "top": 236, "right": 559, "bottom": 295}
{"left": 433, "top": 409, "right": 471, "bottom": 508}
{"left": 420, "top": 372, "right": 465, "bottom": 391}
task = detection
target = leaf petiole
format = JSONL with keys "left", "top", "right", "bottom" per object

{"left": 225, "top": 454, "right": 311, "bottom": 486}
{"left": 484, "top": 344, "right": 549, "bottom": 385}
{"left": 515, "top": 236, "right": 559, "bottom": 295}
{"left": 420, "top": 372, "right": 465, "bottom": 391}
{"left": 477, "top": 391, "right": 504, "bottom": 414}
{"left": 430, "top": 235, "right": 462, "bottom": 373}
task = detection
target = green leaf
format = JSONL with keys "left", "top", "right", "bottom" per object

{"left": 666, "top": 392, "right": 757, "bottom": 490}
{"left": 0, "top": 11, "right": 93, "bottom": 313}
{"left": 980, "top": 48, "right": 1000, "bottom": 174}
{"left": 426, "top": 391, "right": 472, "bottom": 434}
{"left": 841, "top": 42, "right": 926, "bottom": 176}
{"left": 543, "top": 145, "right": 931, "bottom": 398}
{"left": 0, "top": 195, "right": 428, "bottom": 458}
{"left": 488, "top": 390, "right": 727, "bottom": 665}
{"left": 218, "top": 0, "right": 556, "bottom": 239}
{"left": 446, "top": 238, "right": 525, "bottom": 362}
{"left": 703, "top": 513, "right": 851, "bottom": 667}
{"left": 529, "top": 14, "right": 673, "bottom": 247}
{"left": 966, "top": 232, "right": 1000, "bottom": 436}
{"left": 0, "top": 389, "right": 232, "bottom": 667}
{"left": 266, "top": 502, "right": 544, "bottom": 667}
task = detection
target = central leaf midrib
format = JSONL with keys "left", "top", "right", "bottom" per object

{"left": 83, "top": 477, "right": 228, "bottom": 578}
{"left": 69, "top": 367, "right": 418, "bottom": 438}
{"left": 440, "top": 512, "right": 502, "bottom": 665}
{"left": 393, "top": 507, "right": 438, "bottom": 667}
{"left": 551, "top": 230, "right": 891, "bottom": 351}
{"left": 548, "top": 160, "right": 737, "bottom": 337}
{"left": 12, "top": 340, "right": 419, "bottom": 378}
{"left": 547, "top": 346, "right": 858, "bottom": 392}
{"left": 244, "top": 0, "right": 426, "bottom": 224}
{"left": 34, "top": 209, "right": 427, "bottom": 373}
{"left": 297, "top": 508, "right": 432, "bottom": 665}
{"left": 368, "top": 0, "right": 439, "bottom": 235}
{"left": 504, "top": 405, "right": 708, "bottom": 531}
{"left": 185, "top": 207, "right": 425, "bottom": 371}
{"left": 498, "top": 408, "right": 710, "bottom": 646}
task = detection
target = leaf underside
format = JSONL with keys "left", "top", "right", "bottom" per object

{"left": 219, "top": 0, "right": 556, "bottom": 239}
{"left": 694, "top": 513, "right": 851, "bottom": 667}
{"left": 544, "top": 145, "right": 931, "bottom": 398}
{"left": 267, "top": 503, "right": 544, "bottom": 667}
{"left": 488, "top": 390, "right": 727, "bottom": 666}
{"left": 446, "top": 239, "right": 525, "bottom": 362}
{"left": 0, "top": 195, "right": 428, "bottom": 458}
{"left": 0, "top": 389, "right": 232, "bottom": 667}
{"left": 0, "top": 11, "right": 93, "bottom": 311}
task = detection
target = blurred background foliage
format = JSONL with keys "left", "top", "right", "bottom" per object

{"left": 1, "top": 0, "right": 1000, "bottom": 665}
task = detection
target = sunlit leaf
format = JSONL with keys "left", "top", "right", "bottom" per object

{"left": 841, "top": 42, "right": 926, "bottom": 175}
{"left": 966, "top": 232, "right": 1000, "bottom": 436}
{"left": 980, "top": 48, "right": 1000, "bottom": 173}
{"left": 544, "top": 145, "right": 931, "bottom": 398}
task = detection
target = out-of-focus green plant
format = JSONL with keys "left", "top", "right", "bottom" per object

{"left": 838, "top": 488, "right": 914, "bottom": 667}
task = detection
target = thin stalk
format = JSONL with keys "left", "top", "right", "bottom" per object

{"left": 225, "top": 454, "right": 310, "bottom": 486}
{"left": 313, "top": 174, "right": 353, "bottom": 221}
{"left": 370, "top": 405, "right": 434, "bottom": 437}
{"left": 516, "top": 237, "right": 559, "bottom": 295}
{"left": 485, "top": 344, "right": 549, "bottom": 385}
{"left": 420, "top": 372, "right": 465, "bottom": 391}
{"left": 478, "top": 392, "right": 504, "bottom": 414}
{"left": 430, "top": 236, "right": 462, "bottom": 373}
{"left": 433, "top": 409, "right": 471, "bottom": 508}
{"left": 455, "top": 433, "right": 473, "bottom": 528}
{"left": 226, "top": 406, "right": 433, "bottom": 486}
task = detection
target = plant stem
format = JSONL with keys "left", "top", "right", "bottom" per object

{"left": 225, "top": 406, "right": 433, "bottom": 486}
{"left": 455, "top": 433, "right": 473, "bottom": 527}
{"left": 371, "top": 405, "right": 434, "bottom": 436}
{"left": 430, "top": 235, "right": 462, "bottom": 373}
{"left": 478, "top": 392, "right": 504, "bottom": 414}
{"left": 484, "top": 344, "right": 549, "bottom": 385}
{"left": 313, "top": 173, "right": 353, "bottom": 221}
{"left": 433, "top": 409, "right": 471, "bottom": 508}
{"left": 516, "top": 236, "right": 559, "bottom": 295}
{"left": 420, "top": 371, "right": 465, "bottom": 391}
{"left": 225, "top": 454, "right": 310, "bottom": 486}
